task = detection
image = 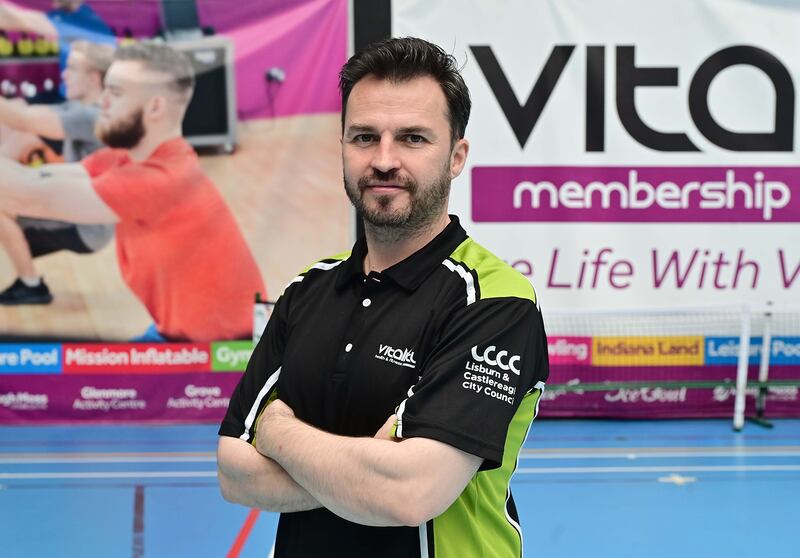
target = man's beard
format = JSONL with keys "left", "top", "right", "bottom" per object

{"left": 344, "top": 164, "right": 451, "bottom": 240}
{"left": 97, "top": 108, "right": 146, "bottom": 149}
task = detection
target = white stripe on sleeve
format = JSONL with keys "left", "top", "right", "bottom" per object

{"left": 240, "top": 367, "right": 281, "bottom": 441}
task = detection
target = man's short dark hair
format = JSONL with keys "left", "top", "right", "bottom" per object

{"left": 338, "top": 37, "right": 471, "bottom": 144}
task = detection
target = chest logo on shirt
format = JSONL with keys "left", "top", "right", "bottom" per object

{"left": 471, "top": 345, "right": 522, "bottom": 375}
{"left": 375, "top": 344, "right": 417, "bottom": 369}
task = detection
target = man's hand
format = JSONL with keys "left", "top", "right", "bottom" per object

{"left": 262, "top": 398, "right": 295, "bottom": 421}
{"left": 217, "top": 436, "right": 321, "bottom": 513}
{"left": 255, "top": 398, "right": 295, "bottom": 457}
{"left": 0, "top": 125, "right": 46, "bottom": 162}
{"left": 374, "top": 414, "right": 398, "bottom": 441}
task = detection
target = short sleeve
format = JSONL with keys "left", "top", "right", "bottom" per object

{"left": 47, "top": 6, "right": 116, "bottom": 44}
{"left": 53, "top": 102, "right": 100, "bottom": 144}
{"left": 395, "top": 297, "right": 549, "bottom": 469}
{"left": 89, "top": 158, "right": 187, "bottom": 223}
{"left": 219, "top": 292, "right": 290, "bottom": 443}
{"left": 81, "top": 147, "right": 121, "bottom": 177}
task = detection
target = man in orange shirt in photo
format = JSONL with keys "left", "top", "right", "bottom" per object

{"left": 0, "top": 42, "right": 265, "bottom": 342}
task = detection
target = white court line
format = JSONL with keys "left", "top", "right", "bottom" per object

{"left": 517, "top": 465, "right": 800, "bottom": 474}
{"left": 4, "top": 449, "right": 798, "bottom": 464}
{"left": 0, "top": 456, "right": 217, "bottom": 464}
{"left": 520, "top": 450, "right": 800, "bottom": 460}
{"left": 4, "top": 465, "right": 799, "bottom": 481}
{"left": 0, "top": 471, "right": 218, "bottom": 479}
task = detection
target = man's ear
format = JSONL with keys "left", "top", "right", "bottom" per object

{"left": 144, "top": 94, "right": 168, "bottom": 122}
{"left": 449, "top": 138, "right": 469, "bottom": 179}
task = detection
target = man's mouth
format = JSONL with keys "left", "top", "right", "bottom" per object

{"left": 367, "top": 184, "right": 405, "bottom": 192}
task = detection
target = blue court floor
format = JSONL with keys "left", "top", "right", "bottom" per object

{"left": 1, "top": 419, "right": 797, "bottom": 557}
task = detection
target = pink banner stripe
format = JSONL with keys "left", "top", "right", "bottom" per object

{"left": 472, "top": 166, "right": 800, "bottom": 223}
{"left": 547, "top": 336, "right": 592, "bottom": 365}
{"left": 0, "top": 373, "right": 240, "bottom": 423}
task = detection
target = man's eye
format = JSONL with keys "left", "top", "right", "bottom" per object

{"left": 405, "top": 134, "right": 425, "bottom": 144}
{"left": 354, "top": 134, "right": 375, "bottom": 143}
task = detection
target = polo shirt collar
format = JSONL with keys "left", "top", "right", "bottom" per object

{"left": 336, "top": 215, "right": 468, "bottom": 292}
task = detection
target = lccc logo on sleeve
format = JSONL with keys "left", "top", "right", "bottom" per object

{"left": 470, "top": 345, "right": 522, "bottom": 375}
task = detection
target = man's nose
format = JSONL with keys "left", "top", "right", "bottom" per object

{"left": 370, "top": 135, "right": 400, "bottom": 174}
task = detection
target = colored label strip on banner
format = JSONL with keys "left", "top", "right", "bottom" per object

{"left": 592, "top": 336, "right": 705, "bottom": 367}
{"left": 61, "top": 344, "right": 213, "bottom": 374}
{"left": 1, "top": 336, "right": 799, "bottom": 375}
{"left": 0, "top": 344, "right": 61, "bottom": 374}
{"left": 211, "top": 341, "right": 255, "bottom": 372}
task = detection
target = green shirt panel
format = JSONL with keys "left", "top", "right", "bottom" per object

{"left": 450, "top": 239, "right": 537, "bottom": 303}
{"left": 431, "top": 388, "right": 542, "bottom": 557}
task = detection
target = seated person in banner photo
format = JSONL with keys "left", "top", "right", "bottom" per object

{"left": 0, "top": 39, "right": 115, "bottom": 304}
{"left": 0, "top": 41, "right": 266, "bottom": 343}
{"left": 0, "top": 1, "right": 116, "bottom": 96}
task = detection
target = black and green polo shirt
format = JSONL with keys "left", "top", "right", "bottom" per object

{"left": 220, "top": 216, "right": 549, "bottom": 558}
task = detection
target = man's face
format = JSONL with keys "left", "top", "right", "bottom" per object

{"left": 61, "top": 50, "right": 97, "bottom": 101}
{"left": 342, "top": 75, "right": 468, "bottom": 232}
{"left": 96, "top": 60, "right": 151, "bottom": 149}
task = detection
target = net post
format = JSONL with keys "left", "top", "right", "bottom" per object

{"left": 756, "top": 302, "right": 773, "bottom": 420}
{"left": 733, "top": 305, "right": 751, "bottom": 431}
{"left": 253, "top": 292, "right": 273, "bottom": 345}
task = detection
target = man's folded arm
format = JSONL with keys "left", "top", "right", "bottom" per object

{"left": 257, "top": 404, "right": 482, "bottom": 528}
{"left": 216, "top": 436, "right": 321, "bottom": 513}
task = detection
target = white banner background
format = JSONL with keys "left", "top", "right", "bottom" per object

{"left": 392, "top": 0, "right": 800, "bottom": 309}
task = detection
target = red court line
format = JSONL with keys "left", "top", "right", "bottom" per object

{"left": 132, "top": 485, "right": 145, "bottom": 558}
{"left": 226, "top": 508, "right": 261, "bottom": 558}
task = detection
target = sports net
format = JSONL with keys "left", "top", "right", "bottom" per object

{"left": 541, "top": 304, "right": 800, "bottom": 429}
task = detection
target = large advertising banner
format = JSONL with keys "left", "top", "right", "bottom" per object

{"left": 392, "top": 0, "right": 799, "bottom": 310}
{"left": 393, "top": 0, "right": 800, "bottom": 417}
{"left": 1, "top": 0, "right": 349, "bottom": 344}
{"left": 0, "top": 1, "right": 350, "bottom": 423}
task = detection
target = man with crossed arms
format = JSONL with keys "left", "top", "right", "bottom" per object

{"left": 218, "top": 37, "right": 549, "bottom": 557}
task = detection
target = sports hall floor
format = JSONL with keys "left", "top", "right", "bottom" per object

{"left": 1, "top": 418, "right": 796, "bottom": 557}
